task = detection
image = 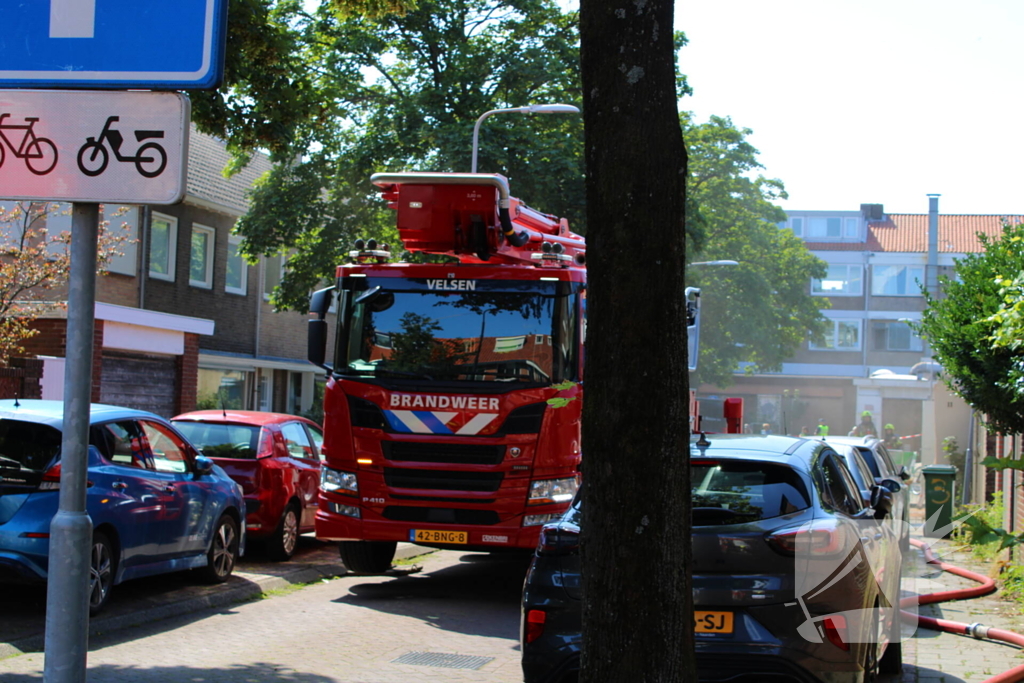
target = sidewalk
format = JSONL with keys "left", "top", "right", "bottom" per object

{"left": 896, "top": 513, "right": 1024, "bottom": 682}
{"left": 0, "top": 539, "right": 433, "bottom": 661}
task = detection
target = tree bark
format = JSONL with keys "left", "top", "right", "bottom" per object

{"left": 579, "top": 0, "right": 694, "bottom": 680}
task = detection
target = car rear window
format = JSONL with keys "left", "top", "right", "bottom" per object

{"left": 0, "top": 419, "right": 62, "bottom": 482}
{"left": 692, "top": 460, "right": 811, "bottom": 525}
{"left": 173, "top": 422, "right": 260, "bottom": 460}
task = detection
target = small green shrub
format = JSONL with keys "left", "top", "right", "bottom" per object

{"left": 954, "top": 491, "right": 1006, "bottom": 562}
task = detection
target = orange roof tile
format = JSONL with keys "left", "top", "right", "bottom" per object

{"left": 808, "top": 214, "right": 1024, "bottom": 253}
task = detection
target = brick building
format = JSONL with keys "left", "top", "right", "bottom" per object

{"left": 2, "top": 126, "right": 330, "bottom": 417}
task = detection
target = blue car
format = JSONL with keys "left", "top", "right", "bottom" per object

{"left": 0, "top": 400, "right": 246, "bottom": 613}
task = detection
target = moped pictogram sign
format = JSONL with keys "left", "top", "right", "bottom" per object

{"left": 0, "top": 90, "right": 188, "bottom": 204}
{"left": 0, "top": 0, "right": 228, "bottom": 90}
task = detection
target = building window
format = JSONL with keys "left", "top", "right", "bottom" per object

{"left": 190, "top": 224, "right": 215, "bottom": 289}
{"left": 872, "top": 265, "right": 924, "bottom": 296}
{"left": 812, "top": 265, "right": 863, "bottom": 296}
{"left": 103, "top": 205, "right": 139, "bottom": 276}
{"left": 810, "top": 319, "right": 861, "bottom": 351}
{"left": 789, "top": 217, "right": 803, "bottom": 236}
{"left": 264, "top": 254, "right": 285, "bottom": 300}
{"left": 807, "top": 217, "right": 842, "bottom": 239}
{"left": 197, "top": 368, "right": 250, "bottom": 409}
{"left": 844, "top": 217, "right": 859, "bottom": 239}
{"left": 225, "top": 234, "right": 247, "bottom": 295}
{"left": 149, "top": 212, "right": 177, "bottom": 281}
{"left": 872, "top": 321, "right": 924, "bottom": 352}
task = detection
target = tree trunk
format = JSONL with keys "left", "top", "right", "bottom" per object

{"left": 579, "top": 0, "right": 694, "bottom": 680}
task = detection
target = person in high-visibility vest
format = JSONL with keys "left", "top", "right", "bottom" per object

{"left": 849, "top": 410, "right": 878, "bottom": 437}
{"left": 815, "top": 417, "right": 829, "bottom": 437}
{"left": 882, "top": 423, "right": 903, "bottom": 449}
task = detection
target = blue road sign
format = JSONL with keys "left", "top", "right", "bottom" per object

{"left": 0, "top": 0, "right": 228, "bottom": 90}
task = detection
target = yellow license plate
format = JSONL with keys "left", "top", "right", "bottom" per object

{"left": 694, "top": 611, "right": 734, "bottom": 634}
{"left": 411, "top": 529, "right": 468, "bottom": 544}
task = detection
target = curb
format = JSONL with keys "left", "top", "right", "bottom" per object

{"left": 0, "top": 543, "right": 436, "bottom": 661}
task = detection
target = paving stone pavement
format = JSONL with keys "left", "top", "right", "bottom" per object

{"left": 2, "top": 520, "right": 1022, "bottom": 682}
{"left": 0, "top": 549, "right": 527, "bottom": 683}
{"left": 887, "top": 515, "right": 1024, "bottom": 683}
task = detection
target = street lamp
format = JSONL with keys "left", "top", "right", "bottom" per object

{"left": 690, "top": 260, "right": 739, "bottom": 267}
{"left": 471, "top": 104, "right": 580, "bottom": 173}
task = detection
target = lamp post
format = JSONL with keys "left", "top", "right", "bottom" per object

{"left": 689, "top": 260, "right": 739, "bottom": 268}
{"left": 471, "top": 104, "right": 580, "bottom": 173}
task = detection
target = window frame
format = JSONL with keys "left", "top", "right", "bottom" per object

{"left": 871, "top": 264, "right": 925, "bottom": 297}
{"left": 812, "top": 264, "right": 863, "bottom": 297}
{"left": 189, "top": 223, "right": 216, "bottom": 289}
{"left": 871, "top": 320, "right": 924, "bottom": 352}
{"left": 149, "top": 212, "right": 178, "bottom": 282}
{"left": 809, "top": 318, "right": 862, "bottom": 352}
{"left": 225, "top": 233, "right": 248, "bottom": 295}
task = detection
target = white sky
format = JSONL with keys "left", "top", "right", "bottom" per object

{"left": 674, "top": 0, "right": 1024, "bottom": 215}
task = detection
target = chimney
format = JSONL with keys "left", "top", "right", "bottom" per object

{"left": 860, "top": 203, "right": 884, "bottom": 221}
{"left": 927, "top": 194, "right": 940, "bottom": 297}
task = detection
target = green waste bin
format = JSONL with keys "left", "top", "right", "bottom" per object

{"left": 922, "top": 464, "right": 957, "bottom": 538}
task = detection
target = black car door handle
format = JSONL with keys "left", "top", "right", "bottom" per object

{"left": 112, "top": 481, "right": 128, "bottom": 490}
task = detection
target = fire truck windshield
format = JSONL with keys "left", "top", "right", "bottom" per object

{"left": 339, "top": 278, "right": 578, "bottom": 385}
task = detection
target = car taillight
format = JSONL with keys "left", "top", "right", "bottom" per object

{"left": 765, "top": 520, "right": 847, "bottom": 556}
{"left": 524, "top": 609, "right": 547, "bottom": 644}
{"left": 38, "top": 463, "right": 61, "bottom": 490}
{"left": 537, "top": 524, "right": 579, "bottom": 556}
{"left": 256, "top": 428, "right": 275, "bottom": 459}
{"left": 821, "top": 614, "right": 850, "bottom": 651}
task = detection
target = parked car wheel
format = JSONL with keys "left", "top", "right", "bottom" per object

{"left": 338, "top": 540, "right": 396, "bottom": 574}
{"left": 89, "top": 531, "right": 116, "bottom": 615}
{"left": 267, "top": 503, "right": 300, "bottom": 561}
{"left": 197, "top": 515, "right": 239, "bottom": 583}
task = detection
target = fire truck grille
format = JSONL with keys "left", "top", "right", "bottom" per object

{"left": 382, "top": 442, "right": 505, "bottom": 465}
{"left": 384, "top": 468, "right": 504, "bottom": 492}
{"left": 382, "top": 506, "right": 501, "bottom": 525}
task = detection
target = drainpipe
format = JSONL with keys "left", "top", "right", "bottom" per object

{"left": 927, "top": 194, "right": 940, "bottom": 299}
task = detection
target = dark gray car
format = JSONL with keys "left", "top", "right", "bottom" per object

{"left": 817, "top": 435, "right": 911, "bottom": 553}
{"left": 521, "top": 434, "right": 902, "bottom": 683}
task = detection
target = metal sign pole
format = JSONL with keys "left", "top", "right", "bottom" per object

{"left": 43, "top": 203, "right": 99, "bottom": 683}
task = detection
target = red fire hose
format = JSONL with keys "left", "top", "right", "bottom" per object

{"left": 902, "top": 538, "right": 1024, "bottom": 682}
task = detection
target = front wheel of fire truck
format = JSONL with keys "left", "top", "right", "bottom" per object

{"left": 338, "top": 540, "right": 397, "bottom": 574}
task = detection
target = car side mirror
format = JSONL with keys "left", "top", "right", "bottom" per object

{"left": 880, "top": 477, "right": 902, "bottom": 494}
{"left": 194, "top": 455, "right": 214, "bottom": 477}
{"left": 870, "top": 485, "right": 894, "bottom": 520}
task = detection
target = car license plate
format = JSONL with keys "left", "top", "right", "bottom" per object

{"left": 694, "top": 611, "right": 733, "bottom": 634}
{"left": 410, "top": 529, "right": 468, "bottom": 544}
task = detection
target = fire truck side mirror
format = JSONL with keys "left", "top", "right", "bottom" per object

{"left": 308, "top": 319, "right": 330, "bottom": 370}
{"left": 308, "top": 285, "right": 336, "bottom": 371}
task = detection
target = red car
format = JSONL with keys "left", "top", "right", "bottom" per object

{"left": 171, "top": 411, "right": 324, "bottom": 560}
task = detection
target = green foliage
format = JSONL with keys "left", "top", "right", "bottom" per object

{"left": 955, "top": 493, "right": 1024, "bottom": 563}
{"left": 684, "top": 115, "right": 828, "bottom": 387}
{"left": 547, "top": 380, "right": 579, "bottom": 408}
{"left": 915, "top": 223, "right": 1024, "bottom": 434}
{"left": 199, "top": 2, "right": 822, "bottom": 379}
{"left": 200, "top": 0, "right": 584, "bottom": 311}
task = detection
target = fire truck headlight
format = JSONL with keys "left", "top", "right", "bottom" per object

{"left": 527, "top": 477, "right": 579, "bottom": 506}
{"left": 321, "top": 467, "right": 358, "bottom": 495}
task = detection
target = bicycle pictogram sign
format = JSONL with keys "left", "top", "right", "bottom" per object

{"left": 0, "top": 113, "right": 59, "bottom": 175}
{"left": 77, "top": 116, "right": 167, "bottom": 178}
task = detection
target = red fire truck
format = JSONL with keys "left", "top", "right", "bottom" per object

{"left": 307, "top": 171, "right": 588, "bottom": 572}
{"left": 307, "top": 171, "right": 743, "bottom": 573}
